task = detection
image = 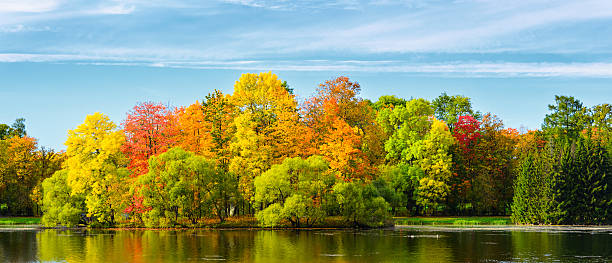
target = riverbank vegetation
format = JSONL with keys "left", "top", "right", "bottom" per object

{"left": 394, "top": 216, "right": 510, "bottom": 226}
{"left": 0, "top": 217, "right": 41, "bottom": 225}
{"left": 1, "top": 72, "right": 610, "bottom": 228}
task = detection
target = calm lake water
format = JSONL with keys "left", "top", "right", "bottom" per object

{"left": 0, "top": 226, "right": 610, "bottom": 262}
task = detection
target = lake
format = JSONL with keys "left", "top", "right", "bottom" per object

{"left": 0, "top": 226, "right": 610, "bottom": 262}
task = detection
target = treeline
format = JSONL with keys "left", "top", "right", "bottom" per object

{"left": 511, "top": 97, "right": 612, "bottom": 224}
{"left": 0, "top": 119, "right": 64, "bottom": 216}
{"left": 1, "top": 72, "right": 610, "bottom": 227}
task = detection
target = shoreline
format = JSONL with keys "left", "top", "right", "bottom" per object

{"left": 6, "top": 224, "right": 612, "bottom": 232}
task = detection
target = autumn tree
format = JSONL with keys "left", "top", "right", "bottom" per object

{"left": 229, "top": 72, "right": 304, "bottom": 202}
{"left": 471, "top": 114, "right": 518, "bottom": 214}
{"left": 378, "top": 98, "right": 456, "bottom": 214}
{"left": 175, "top": 90, "right": 236, "bottom": 167}
{"left": 122, "top": 102, "right": 178, "bottom": 176}
{"left": 60, "top": 112, "right": 129, "bottom": 226}
{"left": 0, "top": 118, "right": 63, "bottom": 216}
{"left": 302, "top": 76, "right": 384, "bottom": 181}
{"left": 0, "top": 135, "right": 38, "bottom": 215}
{"left": 448, "top": 115, "right": 481, "bottom": 210}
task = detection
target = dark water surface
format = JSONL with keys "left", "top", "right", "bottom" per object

{"left": 0, "top": 226, "right": 611, "bottom": 262}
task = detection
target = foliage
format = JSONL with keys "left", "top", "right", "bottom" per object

{"left": 0, "top": 119, "right": 64, "bottom": 216}
{"left": 512, "top": 134, "right": 611, "bottom": 225}
{"left": 41, "top": 170, "right": 84, "bottom": 227}
{"left": 0, "top": 118, "right": 26, "bottom": 140}
{"left": 332, "top": 181, "right": 392, "bottom": 227}
{"left": 542, "top": 95, "right": 590, "bottom": 141}
{"left": 61, "top": 112, "right": 129, "bottom": 226}
{"left": 175, "top": 90, "right": 236, "bottom": 167}
{"left": 303, "top": 76, "right": 383, "bottom": 180}
{"left": 122, "top": 102, "right": 178, "bottom": 176}
{"left": 229, "top": 72, "right": 303, "bottom": 202}
{"left": 5, "top": 72, "right": 612, "bottom": 227}
{"left": 136, "top": 147, "right": 237, "bottom": 227}
{"left": 254, "top": 156, "right": 333, "bottom": 227}
{"left": 432, "top": 92, "right": 479, "bottom": 131}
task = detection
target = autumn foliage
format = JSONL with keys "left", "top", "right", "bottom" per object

{"left": 122, "top": 102, "right": 178, "bottom": 176}
{"left": 3, "top": 72, "right": 606, "bottom": 227}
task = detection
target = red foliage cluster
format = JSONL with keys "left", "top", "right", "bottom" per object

{"left": 453, "top": 115, "right": 481, "bottom": 154}
{"left": 121, "top": 102, "right": 178, "bottom": 177}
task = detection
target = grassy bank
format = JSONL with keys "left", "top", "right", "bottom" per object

{"left": 394, "top": 216, "right": 512, "bottom": 226}
{"left": 15, "top": 216, "right": 512, "bottom": 228}
{"left": 114, "top": 216, "right": 357, "bottom": 229}
{"left": 0, "top": 217, "right": 41, "bottom": 225}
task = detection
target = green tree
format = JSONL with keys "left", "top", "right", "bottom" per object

{"left": 512, "top": 138, "right": 612, "bottom": 225}
{"left": 254, "top": 156, "right": 334, "bottom": 227}
{"left": 41, "top": 170, "right": 84, "bottom": 227}
{"left": 372, "top": 95, "right": 407, "bottom": 111}
{"left": 376, "top": 164, "right": 422, "bottom": 215}
{"left": 542, "top": 95, "right": 590, "bottom": 140}
{"left": 332, "top": 181, "right": 391, "bottom": 227}
{"left": 0, "top": 118, "right": 26, "bottom": 140}
{"left": 136, "top": 147, "right": 236, "bottom": 227}
{"left": 432, "top": 92, "right": 478, "bottom": 130}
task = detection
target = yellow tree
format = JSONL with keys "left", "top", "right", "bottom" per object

{"left": 63, "top": 112, "right": 129, "bottom": 225}
{"left": 229, "top": 72, "right": 303, "bottom": 201}
{"left": 412, "top": 119, "right": 456, "bottom": 214}
{"left": 202, "top": 90, "right": 236, "bottom": 167}
{"left": 0, "top": 135, "right": 38, "bottom": 215}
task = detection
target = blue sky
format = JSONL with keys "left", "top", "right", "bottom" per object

{"left": 1, "top": 0, "right": 611, "bottom": 150}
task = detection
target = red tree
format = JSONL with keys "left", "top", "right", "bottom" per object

{"left": 453, "top": 115, "right": 481, "bottom": 154}
{"left": 450, "top": 115, "right": 482, "bottom": 206}
{"left": 121, "top": 101, "right": 178, "bottom": 177}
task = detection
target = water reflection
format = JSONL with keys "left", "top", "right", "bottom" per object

{"left": 0, "top": 226, "right": 610, "bottom": 262}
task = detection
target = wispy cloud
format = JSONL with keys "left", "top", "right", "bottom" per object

{"left": 0, "top": 0, "right": 62, "bottom": 13}
{"left": 218, "top": 0, "right": 361, "bottom": 10}
{"left": 3, "top": 53, "right": 612, "bottom": 78}
{"left": 0, "top": 24, "right": 53, "bottom": 33}
{"left": 91, "top": 3, "right": 136, "bottom": 15}
{"left": 239, "top": 0, "right": 612, "bottom": 53}
{"left": 1, "top": 0, "right": 612, "bottom": 77}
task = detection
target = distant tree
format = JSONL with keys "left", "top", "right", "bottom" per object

{"left": 0, "top": 118, "right": 27, "bottom": 140}
{"left": 432, "top": 93, "right": 479, "bottom": 131}
{"left": 542, "top": 95, "right": 589, "bottom": 140}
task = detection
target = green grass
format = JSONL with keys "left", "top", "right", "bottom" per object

{"left": 394, "top": 216, "right": 512, "bottom": 226}
{"left": 0, "top": 217, "right": 41, "bottom": 225}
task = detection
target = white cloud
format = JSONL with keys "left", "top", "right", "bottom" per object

{"left": 0, "top": 24, "right": 53, "bottom": 33}
{"left": 3, "top": 53, "right": 612, "bottom": 78}
{"left": 0, "top": 0, "right": 62, "bottom": 13}
{"left": 223, "top": 0, "right": 612, "bottom": 54}
{"left": 217, "top": 0, "right": 361, "bottom": 10}
{"left": 93, "top": 3, "right": 136, "bottom": 15}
